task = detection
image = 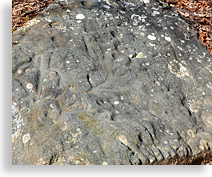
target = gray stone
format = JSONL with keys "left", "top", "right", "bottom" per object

{"left": 12, "top": 0, "right": 212, "bottom": 165}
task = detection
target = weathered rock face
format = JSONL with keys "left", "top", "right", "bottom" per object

{"left": 12, "top": 0, "right": 212, "bottom": 165}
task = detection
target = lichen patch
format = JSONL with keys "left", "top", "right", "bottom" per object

{"left": 136, "top": 52, "right": 147, "bottom": 58}
{"left": 168, "top": 60, "right": 190, "bottom": 78}
{"left": 22, "top": 133, "right": 31, "bottom": 144}
{"left": 17, "top": 18, "right": 40, "bottom": 31}
{"left": 147, "top": 35, "right": 156, "bottom": 40}
{"left": 12, "top": 101, "right": 24, "bottom": 143}
{"left": 76, "top": 14, "right": 85, "bottom": 20}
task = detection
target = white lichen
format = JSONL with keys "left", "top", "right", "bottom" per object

{"left": 22, "top": 133, "right": 31, "bottom": 144}
{"left": 189, "top": 103, "right": 199, "bottom": 113}
{"left": 17, "top": 18, "right": 40, "bottom": 31}
{"left": 143, "top": 0, "right": 150, "bottom": 3}
{"left": 165, "top": 36, "right": 171, "bottom": 42}
{"left": 12, "top": 101, "right": 24, "bottom": 143}
{"left": 152, "top": 11, "right": 160, "bottom": 16}
{"left": 69, "top": 128, "right": 82, "bottom": 144}
{"left": 136, "top": 52, "right": 147, "bottom": 58}
{"left": 147, "top": 35, "right": 156, "bottom": 40}
{"left": 103, "top": 5, "right": 110, "bottom": 9}
{"left": 168, "top": 60, "right": 189, "bottom": 78}
{"left": 76, "top": 14, "right": 85, "bottom": 20}
{"left": 26, "top": 83, "right": 33, "bottom": 90}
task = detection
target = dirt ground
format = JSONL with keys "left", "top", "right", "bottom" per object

{"left": 12, "top": 0, "right": 212, "bottom": 165}
{"left": 152, "top": 150, "right": 212, "bottom": 165}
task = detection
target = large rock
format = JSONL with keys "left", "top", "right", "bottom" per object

{"left": 12, "top": 0, "right": 212, "bottom": 165}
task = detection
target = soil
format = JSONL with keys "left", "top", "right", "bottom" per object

{"left": 12, "top": 0, "right": 212, "bottom": 165}
{"left": 152, "top": 150, "right": 212, "bottom": 165}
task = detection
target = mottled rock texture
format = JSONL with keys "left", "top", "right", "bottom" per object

{"left": 12, "top": 0, "right": 212, "bottom": 165}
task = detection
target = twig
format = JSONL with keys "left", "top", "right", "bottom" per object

{"left": 21, "top": 9, "right": 37, "bottom": 17}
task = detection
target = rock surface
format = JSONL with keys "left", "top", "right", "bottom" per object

{"left": 12, "top": 0, "right": 212, "bottom": 165}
